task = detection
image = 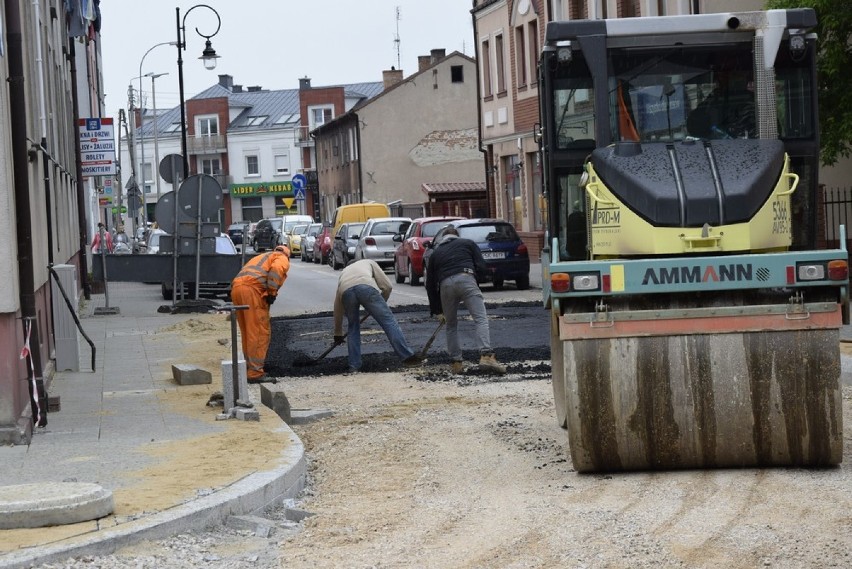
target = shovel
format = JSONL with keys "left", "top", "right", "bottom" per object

{"left": 419, "top": 319, "right": 445, "bottom": 358}
{"left": 293, "top": 313, "right": 371, "bottom": 367}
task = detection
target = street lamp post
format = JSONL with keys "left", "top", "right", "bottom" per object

{"left": 175, "top": 4, "right": 221, "bottom": 176}
{"left": 149, "top": 73, "right": 167, "bottom": 201}
{"left": 138, "top": 41, "right": 177, "bottom": 225}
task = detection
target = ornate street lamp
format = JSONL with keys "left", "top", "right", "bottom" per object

{"left": 175, "top": 4, "right": 221, "bottom": 175}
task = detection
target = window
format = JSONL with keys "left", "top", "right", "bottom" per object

{"left": 528, "top": 20, "right": 539, "bottom": 86}
{"left": 198, "top": 116, "right": 218, "bottom": 137}
{"left": 241, "top": 197, "right": 263, "bottom": 222}
{"left": 495, "top": 34, "right": 506, "bottom": 94}
{"left": 516, "top": 26, "right": 527, "bottom": 87}
{"left": 164, "top": 122, "right": 181, "bottom": 133}
{"left": 142, "top": 162, "right": 153, "bottom": 184}
{"left": 451, "top": 65, "right": 464, "bottom": 83}
{"left": 482, "top": 39, "right": 492, "bottom": 96}
{"left": 309, "top": 106, "right": 333, "bottom": 129}
{"left": 245, "top": 116, "right": 267, "bottom": 126}
{"left": 201, "top": 158, "right": 221, "bottom": 175}
{"left": 274, "top": 153, "right": 290, "bottom": 175}
{"left": 245, "top": 155, "right": 259, "bottom": 176}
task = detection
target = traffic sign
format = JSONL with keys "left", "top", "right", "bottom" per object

{"left": 282, "top": 197, "right": 295, "bottom": 209}
{"left": 292, "top": 173, "right": 307, "bottom": 190}
{"left": 294, "top": 187, "right": 306, "bottom": 200}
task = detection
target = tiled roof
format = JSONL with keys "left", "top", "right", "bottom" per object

{"left": 421, "top": 181, "right": 487, "bottom": 195}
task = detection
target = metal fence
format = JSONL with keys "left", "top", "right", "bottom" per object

{"left": 822, "top": 186, "right": 852, "bottom": 248}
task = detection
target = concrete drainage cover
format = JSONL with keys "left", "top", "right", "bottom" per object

{"left": 0, "top": 482, "right": 114, "bottom": 529}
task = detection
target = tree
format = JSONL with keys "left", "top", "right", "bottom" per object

{"left": 766, "top": 0, "right": 852, "bottom": 166}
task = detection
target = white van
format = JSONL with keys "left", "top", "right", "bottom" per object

{"left": 279, "top": 214, "right": 314, "bottom": 248}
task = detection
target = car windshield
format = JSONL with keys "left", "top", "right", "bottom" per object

{"left": 215, "top": 236, "right": 237, "bottom": 254}
{"left": 308, "top": 223, "right": 322, "bottom": 236}
{"left": 370, "top": 220, "right": 407, "bottom": 235}
{"left": 348, "top": 224, "right": 365, "bottom": 237}
{"left": 459, "top": 224, "right": 517, "bottom": 242}
{"left": 293, "top": 225, "right": 309, "bottom": 235}
{"left": 422, "top": 221, "right": 450, "bottom": 238}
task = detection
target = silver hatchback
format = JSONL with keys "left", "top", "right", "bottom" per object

{"left": 353, "top": 217, "right": 411, "bottom": 268}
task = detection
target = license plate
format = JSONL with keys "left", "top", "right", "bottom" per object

{"left": 482, "top": 251, "right": 505, "bottom": 260}
{"left": 384, "top": 252, "right": 394, "bottom": 257}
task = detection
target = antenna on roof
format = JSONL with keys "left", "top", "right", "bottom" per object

{"left": 394, "top": 6, "right": 401, "bottom": 70}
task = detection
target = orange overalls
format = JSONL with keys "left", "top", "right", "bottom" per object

{"left": 230, "top": 250, "right": 290, "bottom": 380}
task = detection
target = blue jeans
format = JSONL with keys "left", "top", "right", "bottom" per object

{"left": 439, "top": 273, "right": 492, "bottom": 362}
{"left": 342, "top": 284, "right": 414, "bottom": 370}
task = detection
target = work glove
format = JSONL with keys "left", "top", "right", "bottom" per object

{"left": 436, "top": 314, "right": 446, "bottom": 324}
{"left": 265, "top": 295, "right": 276, "bottom": 305}
{"left": 333, "top": 335, "right": 345, "bottom": 345}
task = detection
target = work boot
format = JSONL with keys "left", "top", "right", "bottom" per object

{"left": 478, "top": 353, "right": 506, "bottom": 375}
{"left": 451, "top": 361, "right": 464, "bottom": 374}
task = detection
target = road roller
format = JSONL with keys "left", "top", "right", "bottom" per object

{"left": 538, "top": 9, "right": 849, "bottom": 472}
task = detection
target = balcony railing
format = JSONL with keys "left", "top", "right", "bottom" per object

{"left": 187, "top": 134, "right": 227, "bottom": 155}
{"left": 294, "top": 126, "right": 314, "bottom": 147}
{"left": 213, "top": 173, "right": 233, "bottom": 190}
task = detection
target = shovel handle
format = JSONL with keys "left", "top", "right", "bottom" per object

{"left": 419, "top": 319, "right": 445, "bottom": 358}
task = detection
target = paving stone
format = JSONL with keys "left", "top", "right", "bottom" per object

{"left": 171, "top": 364, "right": 212, "bottom": 386}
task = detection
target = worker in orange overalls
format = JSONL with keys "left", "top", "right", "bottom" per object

{"left": 230, "top": 245, "right": 291, "bottom": 383}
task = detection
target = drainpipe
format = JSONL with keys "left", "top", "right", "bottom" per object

{"left": 31, "top": 0, "right": 54, "bottom": 264}
{"left": 354, "top": 114, "right": 363, "bottom": 203}
{"left": 6, "top": 0, "right": 46, "bottom": 421}
{"left": 69, "top": 41, "right": 91, "bottom": 299}
{"left": 471, "top": 0, "right": 492, "bottom": 216}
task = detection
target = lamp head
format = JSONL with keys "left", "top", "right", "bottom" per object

{"left": 199, "top": 40, "right": 219, "bottom": 70}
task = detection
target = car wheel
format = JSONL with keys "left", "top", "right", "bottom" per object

{"left": 332, "top": 252, "right": 341, "bottom": 270}
{"left": 493, "top": 278, "right": 505, "bottom": 289}
{"left": 394, "top": 262, "right": 405, "bottom": 284}
{"left": 408, "top": 260, "right": 421, "bottom": 286}
{"left": 161, "top": 282, "right": 173, "bottom": 300}
{"left": 515, "top": 275, "right": 530, "bottom": 290}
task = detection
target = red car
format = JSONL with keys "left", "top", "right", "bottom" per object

{"left": 312, "top": 224, "right": 334, "bottom": 265}
{"left": 393, "top": 216, "right": 464, "bottom": 285}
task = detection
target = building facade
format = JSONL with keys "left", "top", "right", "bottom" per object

{"left": 0, "top": 0, "right": 101, "bottom": 444}
{"left": 312, "top": 50, "right": 485, "bottom": 222}
{"left": 123, "top": 75, "right": 384, "bottom": 229}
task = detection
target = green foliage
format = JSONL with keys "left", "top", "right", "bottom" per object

{"left": 766, "top": 0, "right": 852, "bottom": 165}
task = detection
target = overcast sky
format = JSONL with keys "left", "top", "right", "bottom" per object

{"left": 99, "top": 1, "right": 475, "bottom": 120}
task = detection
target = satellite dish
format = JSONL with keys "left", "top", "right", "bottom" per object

{"left": 177, "top": 174, "right": 223, "bottom": 222}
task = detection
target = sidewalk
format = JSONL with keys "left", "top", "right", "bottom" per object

{"left": 0, "top": 283, "right": 306, "bottom": 569}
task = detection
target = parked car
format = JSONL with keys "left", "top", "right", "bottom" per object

{"left": 245, "top": 222, "right": 258, "bottom": 249}
{"left": 313, "top": 224, "right": 334, "bottom": 265}
{"left": 144, "top": 228, "right": 168, "bottom": 254}
{"left": 252, "top": 218, "right": 284, "bottom": 252}
{"left": 285, "top": 223, "right": 310, "bottom": 257}
{"left": 226, "top": 222, "right": 248, "bottom": 247}
{"left": 331, "top": 222, "right": 365, "bottom": 270}
{"left": 423, "top": 218, "right": 530, "bottom": 290}
{"left": 352, "top": 217, "right": 411, "bottom": 269}
{"left": 161, "top": 234, "right": 239, "bottom": 300}
{"left": 301, "top": 223, "right": 323, "bottom": 263}
{"left": 393, "top": 216, "right": 463, "bottom": 285}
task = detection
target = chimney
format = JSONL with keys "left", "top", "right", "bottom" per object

{"left": 382, "top": 67, "right": 403, "bottom": 90}
{"left": 299, "top": 77, "right": 312, "bottom": 90}
{"left": 233, "top": 85, "right": 243, "bottom": 93}
{"left": 247, "top": 85, "right": 263, "bottom": 92}
{"left": 430, "top": 49, "right": 447, "bottom": 63}
{"left": 218, "top": 74, "right": 233, "bottom": 89}
{"left": 418, "top": 55, "right": 431, "bottom": 72}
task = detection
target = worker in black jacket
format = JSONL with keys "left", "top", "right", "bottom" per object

{"left": 425, "top": 227, "right": 506, "bottom": 375}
